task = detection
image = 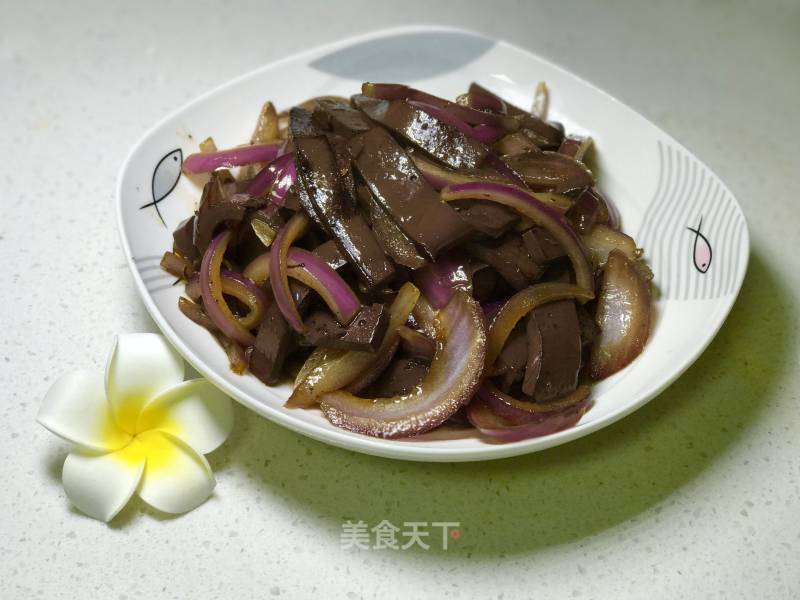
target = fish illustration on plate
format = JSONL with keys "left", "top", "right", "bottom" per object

{"left": 687, "top": 217, "right": 712, "bottom": 273}
{"left": 140, "top": 148, "right": 183, "bottom": 226}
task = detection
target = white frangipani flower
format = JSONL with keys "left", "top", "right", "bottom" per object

{"left": 38, "top": 333, "right": 234, "bottom": 522}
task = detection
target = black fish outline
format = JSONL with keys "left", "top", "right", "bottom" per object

{"left": 687, "top": 217, "right": 712, "bottom": 274}
{"left": 140, "top": 148, "right": 183, "bottom": 226}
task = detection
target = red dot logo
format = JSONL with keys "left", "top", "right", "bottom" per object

{"left": 450, "top": 529, "right": 461, "bottom": 540}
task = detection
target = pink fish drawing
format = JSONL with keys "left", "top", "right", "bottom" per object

{"left": 687, "top": 217, "right": 712, "bottom": 273}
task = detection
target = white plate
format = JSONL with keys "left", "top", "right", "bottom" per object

{"left": 116, "top": 25, "right": 749, "bottom": 462}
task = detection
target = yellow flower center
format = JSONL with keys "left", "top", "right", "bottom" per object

{"left": 104, "top": 398, "right": 183, "bottom": 472}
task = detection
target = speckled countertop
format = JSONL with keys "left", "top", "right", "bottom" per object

{"left": 2, "top": 1, "right": 799, "bottom": 598}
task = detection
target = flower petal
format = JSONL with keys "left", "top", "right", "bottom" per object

{"left": 136, "top": 430, "right": 215, "bottom": 514}
{"left": 137, "top": 379, "right": 234, "bottom": 454}
{"left": 62, "top": 444, "right": 145, "bottom": 522}
{"left": 38, "top": 370, "right": 131, "bottom": 452}
{"left": 106, "top": 334, "right": 184, "bottom": 433}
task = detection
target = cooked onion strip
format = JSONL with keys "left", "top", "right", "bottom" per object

{"left": 486, "top": 283, "right": 594, "bottom": 366}
{"left": 286, "top": 283, "right": 420, "bottom": 408}
{"left": 199, "top": 230, "right": 254, "bottom": 346}
{"left": 441, "top": 182, "right": 594, "bottom": 291}
{"left": 183, "top": 143, "right": 283, "bottom": 173}
{"left": 479, "top": 384, "right": 590, "bottom": 424}
{"left": 269, "top": 212, "right": 309, "bottom": 332}
{"left": 320, "top": 291, "right": 486, "bottom": 438}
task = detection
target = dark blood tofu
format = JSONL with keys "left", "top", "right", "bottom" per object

{"left": 352, "top": 94, "right": 489, "bottom": 169}
{"left": 300, "top": 304, "right": 388, "bottom": 352}
{"left": 469, "top": 263, "right": 500, "bottom": 303}
{"left": 288, "top": 106, "right": 321, "bottom": 138}
{"left": 469, "top": 82, "right": 564, "bottom": 149}
{"left": 352, "top": 95, "right": 489, "bottom": 170}
{"left": 349, "top": 127, "right": 473, "bottom": 260}
{"left": 339, "top": 304, "right": 388, "bottom": 350}
{"left": 522, "top": 227, "right": 566, "bottom": 263}
{"left": 193, "top": 172, "right": 250, "bottom": 253}
{"left": 504, "top": 150, "right": 593, "bottom": 193}
{"left": 312, "top": 99, "right": 372, "bottom": 138}
{"left": 365, "top": 357, "right": 430, "bottom": 397}
{"left": 291, "top": 109, "right": 395, "bottom": 290}
{"left": 249, "top": 241, "right": 348, "bottom": 385}
{"left": 454, "top": 200, "right": 518, "bottom": 238}
{"left": 355, "top": 183, "right": 427, "bottom": 270}
{"left": 466, "top": 233, "right": 544, "bottom": 290}
{"left": 250, "top": 291, "right": 296, "bottom": 386}
{"left": 172, "top": 215, "right": 197, "bottom": 259}
{"left": 310, "top": 238, "right": 348, "bottom": 271}
{"left": 522, "top": 300, "right": 581, "bottom": 401}
{"left": 494, "top": 329, "right": 528, "bottom": 392}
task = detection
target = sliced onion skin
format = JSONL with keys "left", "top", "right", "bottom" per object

{"left": 410, "top": 151, "right": 508, "bottom": 190}
{"left": 270, "top": 160, "right": 296, "bottom": 207}
{"left": 242, "top": 252, "right": 270, "bottom": 285}
{"left": 467, "top": 393, "right": 589, "bottom": 443}
{"left": 243, "top": 248, "right": 360, "bottom": 324}
{"left": 186, "top": 271, "right": 265, "bottom": 329}
{"left": 487, "top": 283, "right": 594, "bottom": 367}
{"left": 581, "top": 223, "right": 640, "bottom": 268}
{"left": 320, "top": 291, "right": 487, "bottom": 439}
{"left": 199, "top": 230, "right": 255, "bottom": 346}
{"left": 589, "top": 249, "right": 652, "bottom": 379}
{"left": 411, "top": 296, "right": 438, "bottom": 338}
{"left": 479, "top": 384, "right": 590, "bottom": 425}
{"left": 286, "top": 248, "right": 361, "bottom": 325}
{"left": 250, "top": 101, "right": 279, "bottom": 144}
{"left": 244, "top": 152, "right": 296, "bottom": 200}
{"left": 269, "top": 212, "right": 309, "bottom": 332}
{"left": 363, "top": 83, "right": 518, "bottom": 130}
{"left": 441, "top": 182, "right": 594, "bottom": 292}
{"left": 413, "top": 255, "right": 471, "bottom": 309}
{"left": 183, "top": 143, "right": 282, "bottom": 173}
{"left": 557, "top": 136, "right": 593, "bottom": 162}
{"left": 219, "top": 270, "right": 269, "bottom": 330}
{"left": 286, "top": 283, "right": 420, "bottom": 408}
{"left": 408, "top": 100, "right": 503, "bottom": 144}
{"left": 532, "top": 82, "right": 549, "bottom": 120}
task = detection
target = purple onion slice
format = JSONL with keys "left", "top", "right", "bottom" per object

{"left": 440, "top": 182, "right": 594, "bottom": 292}
{"left": 320, "top": 291, "right": 486, "bottom": 439}
{"left": 286, "top": 248, "right": 361, "bottom": 326}
{"left": 287, "top": 283, "right": 420, "bottom": 408}
{"left": 183, "top": 143, "right": 283, "bottom": 174}
{"left": 199, "top": 230, "right": 255, "bottom": 346}
{"left": 269, "top": 213, "right": 309, "bottom": 332}
{"left": 244, "top": 151, "right": 296, "bottom": 201}
{"left": 363, "top": 83, "right": 518, "bottom": 130}
{"left": 479, "top": 383, "right": 591, "bottom": 425}
{"left": 486, "top": 282, "right": 594, "bottom": 366}
{"left": 467, "top": 392, "right": 590, "bottom": 443}
{"left": 589, "top": 249, "right": 652, "bottom": 379}
{"left": 413, "top": 255, "right": 472, "bottom": 309}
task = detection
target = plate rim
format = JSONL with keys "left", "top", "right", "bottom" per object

{"left": 115, "top": 24, "right": 750, "bottom": 462}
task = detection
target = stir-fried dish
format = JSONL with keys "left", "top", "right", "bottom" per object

{"left": 161, "top": 82, "right": 653, "bottom": 442}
